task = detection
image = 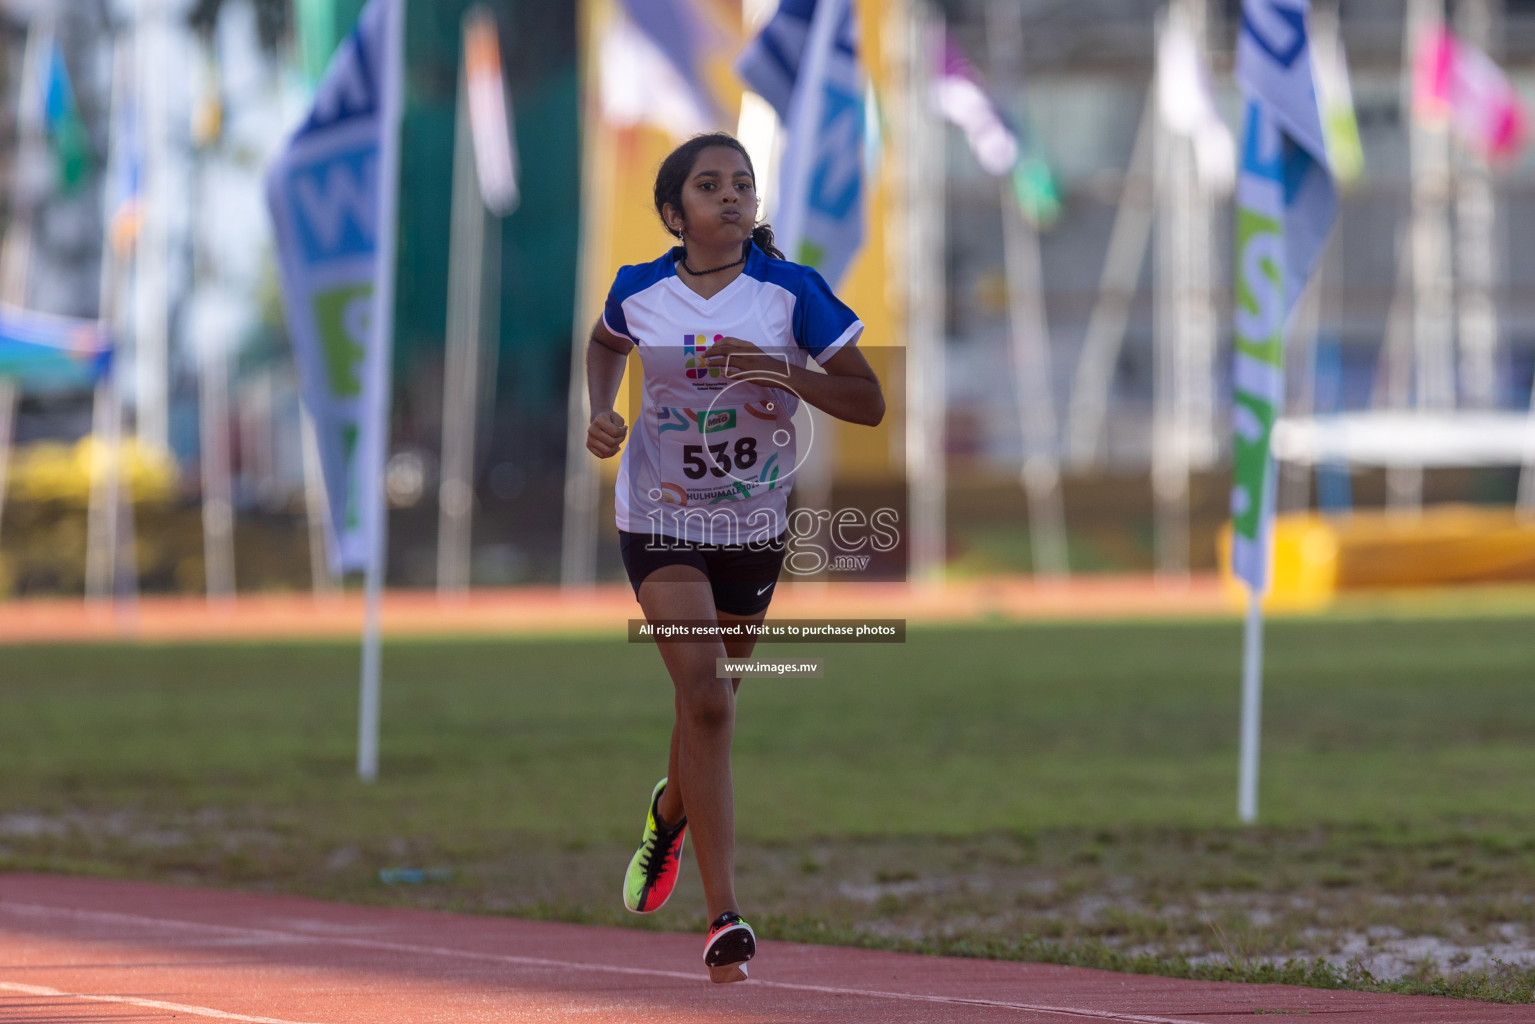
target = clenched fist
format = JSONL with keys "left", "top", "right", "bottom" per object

{"left": 587, "top": 410, "right": 628, "bottom": 458}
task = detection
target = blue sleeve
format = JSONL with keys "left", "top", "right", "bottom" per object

{"left": 602, "top": 273, "right": 633, "bottom": 341}
{"left": 794, "top": 267, "right": 863, "bottom": 361}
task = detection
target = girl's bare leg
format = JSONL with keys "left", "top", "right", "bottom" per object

{"left": 637, "top": 567, "right": 761, "bottom": 922}
{"left": 660, "top": 605, "right": 763, "bottom": 824}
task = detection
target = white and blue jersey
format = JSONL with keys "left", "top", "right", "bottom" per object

{"left": 604, "top": 242, "right": 863, "bottom": 545}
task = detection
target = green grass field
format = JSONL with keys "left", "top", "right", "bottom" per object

{"left": 1, "top": 615, "right": 1532, "bottom": 1000}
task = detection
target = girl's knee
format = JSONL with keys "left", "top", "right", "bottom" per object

{"left": 676, "top": 677, "right": 733, "bottom": 731}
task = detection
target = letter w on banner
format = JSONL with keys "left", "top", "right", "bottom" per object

{"left": 737, "top": 0, "right": 865, "bottom": 286}
{"left": 1229, "top": 0, "right": 1336, "bottom": 593}
{"left": 267, "top": 0, "right": 403, "bottom": 574}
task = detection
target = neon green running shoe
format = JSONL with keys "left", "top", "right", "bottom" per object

{"left": 623, "top": 778, "right": 687, "bottom": 913}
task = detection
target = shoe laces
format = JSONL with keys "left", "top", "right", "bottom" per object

{"left": 639, "top": 814, "right": 684, "bottom": 884}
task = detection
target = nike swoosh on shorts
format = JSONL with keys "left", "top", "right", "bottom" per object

{"left": 756, "top": 583, "right": 774, "bottom": 595}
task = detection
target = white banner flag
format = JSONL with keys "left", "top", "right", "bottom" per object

{"left": 1230, "top": 0, "right": 1336, "bottom": 592}
{"left": 463, "top": 6, "right": 519, "bottom": 216}
{"left": 267, "top": 0, "right": 403, "bottom": 574}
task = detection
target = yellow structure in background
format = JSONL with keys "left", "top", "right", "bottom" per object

{"left": 577, "top": 0, "right": 905, "bottom": 485}
{"left": 831, "top": 0, "right": 901, "bottom": 485}
{"left": 3, "top": 438, "right": 178, "bottom": 506}
{"left": 1219, "top": 506, "right": 1535, "bottom": 611}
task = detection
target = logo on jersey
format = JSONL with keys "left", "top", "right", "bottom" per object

{"left": 684, "top": 333, "right": 724, "bottom": 380}
{"left": 700, "top": 409, "right": 736, "bottom": 432}
{"left": 658, "top": 407, "right": 737, "bottom": 434}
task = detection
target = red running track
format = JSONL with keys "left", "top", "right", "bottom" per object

{"left": 1, "top": 873, "right": 1529, "bottom": 1023}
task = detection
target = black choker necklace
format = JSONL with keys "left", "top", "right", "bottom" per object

{"left": 679, "top": 250, "right": 747, "bottom": 276}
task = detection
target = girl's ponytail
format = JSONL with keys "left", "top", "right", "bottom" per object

{"left": 751, "top": 223, "right": 786, "bottom": 261}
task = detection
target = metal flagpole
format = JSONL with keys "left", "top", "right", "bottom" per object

{"left": 1454, "top": 0, "right": 1500, "bottom": 410}
{"left": 193, "top": 41, "right": 235, "bottom": 603}
{"left": 87, "top": 294, "right": 135, "bottom": 619}
{"left": 1152, "top": 6, "right": 1192, "bottom": 584}
{"left": 1403, "top": 0, "right": 1455, "bottom": 518}
{"left": 133, "top": 0, "right": 171, "bottom": 454}
{"left": 560, "top": 0, "right": 610, "bottom": 590}
{"left": 1186, "top": 0, "right": 1223, "bottom": 489}
{"left": 197, "top": 318, "right": 236, "bottom": 602}
{"left": 1237, "top": 587, "right": 1264, "bottom": 822}
{"left": 107, "top": 3, "right": 143, "bottom": 628}
{"left": 985, "top": 0, "right": 1067, "bottom": 580}
{"left": 97, "top": 211, "right": 140, "bottom": 627}
{"left": 1065, "top": 90, "right": 1156, "bottom": 469}
{"left": 359, "top": 0, "right": 406, "bottom": 783}
{"left": 110, "top": 344, "right": 139, "bottom": 625}
{"left": 1374, "top": 223, "right": 1417, "bottom": 512}
{"left": 1153, "top": 0, "right": 1220, "bottom": 586}
{"left": 439, "top": 5, "right": 516, "bottom": 598}
{"left": 1409, "top": 0, "right": 1456, "bottom": 420}
{"left": 904, "top": 0, "right": 946, "bottom": 587}
{"left": 87, "top": 258, "right": 129, "bottom": 609}
{"left": 88, "top": 27, "right": 130, "bottom": 605}
{"left": 85, "top": 375, "right": 114, "bottom": 600}
{"left": 437, "top": 66, "right": 486, "bottom": 599}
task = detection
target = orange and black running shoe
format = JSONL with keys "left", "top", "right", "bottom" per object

{"left": 703, "top": 910, "right": 756, "bottom": 983}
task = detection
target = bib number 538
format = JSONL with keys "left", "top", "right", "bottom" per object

{"left": 682, "top": 438, "right": 759, "bottom": 479}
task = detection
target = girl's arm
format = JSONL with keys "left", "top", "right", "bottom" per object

{"left": 586, "top": 319, "right": 634, "bottom": 458}
{"left": 705, "top": 338, "right": 885, "bottom": 427}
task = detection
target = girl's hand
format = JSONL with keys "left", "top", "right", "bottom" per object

{"left": 703, "top": 337, "right": 790, "bottom": 381}
{"left": 587, "top": 410, "right": 628, "bottom": 458}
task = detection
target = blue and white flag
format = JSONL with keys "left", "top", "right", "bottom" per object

{"left": 1229, "top": 0, "right": 1336, "bottom": 592}
{"left": 600, "top": 0, "right": 722, "bottom": 138}
{"left": 0, "top": 304, "right": 111, "bottom": 393}
{"left": 267, "top": 0, "right": 404, "bottom": 574}
{"left": 738, "top": 0, "right": 866, "bottom": 285}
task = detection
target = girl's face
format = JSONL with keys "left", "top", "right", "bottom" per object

{"left": 663, "top": 146, "right": 757, "bottom": 249}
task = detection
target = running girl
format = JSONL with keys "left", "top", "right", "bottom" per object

{"left": 584, "top": 132, "right": 883, "bottom": 983}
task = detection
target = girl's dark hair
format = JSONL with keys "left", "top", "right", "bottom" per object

{"left": 653, "top": 132, "right": 786, "bottom": 260}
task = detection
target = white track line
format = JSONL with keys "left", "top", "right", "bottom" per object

{"left": 0, "top": 980, "right": 328, "bottom": 1024}
{"left": 0, "top": 900, "right": 1199, "bottom": 1024}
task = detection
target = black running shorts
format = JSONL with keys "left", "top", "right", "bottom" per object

{"left": 619, "top": 531, "right": 787, "bottom": 616}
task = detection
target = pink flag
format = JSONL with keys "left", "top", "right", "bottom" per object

{"left": 932, "top": 32, "right": 1018, "bottom": 177}
{"left": 1413, "top": 24, "right": 1526, "bottom": 162}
